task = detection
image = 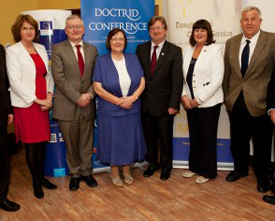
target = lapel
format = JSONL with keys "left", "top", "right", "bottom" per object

{"left": 18, "top": 41, "right": 33, "bottom": 64}
{"left": 232, "top": 35, "right": 242, "bottom": 78}
{"left": 63, "top": 40, "right": 82, "bottom": 79}
{"left": 183, "top": 46, "right": 195, "bottom": 78}
{"left": 83, "top": 42, "right": 91, "bottom": 78}
{"left": 152, "top": 41, "right": 169, "bottom": 76}
{"left": 33, "top": 43, "right": 49, "bottom": 73}
{"left": 124, "top": 53, "right": 136, "bottom": 96}
{"left": 106, "top": 54, "right": 123, "bottom": 97}
{"left": 143, "top": 42, "right": 151, "bottom": 77}
{"left": 245, "top": 31, "right": 266, "bottom": 78}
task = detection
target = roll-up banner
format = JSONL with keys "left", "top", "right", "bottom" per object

{"left": 81, "top": 0, "right": 155, "bottom": 171}
{"left": 22, "top": 10, "right": 71, "bottom": 177}
{"left": 81, "top": 0, "right": 155, "bottom": 55}
{"left": 164, "top": 0, "right": 243, "bottom": 170}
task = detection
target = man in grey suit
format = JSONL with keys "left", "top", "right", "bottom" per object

{"left": 223, "top": 6, "right": 275, "bottom": 192}
{"left": 52, "top": 15, "right": 98, "bottom": 191}
{"left": 136, "top": 16, "right": 183, "bottom": 180}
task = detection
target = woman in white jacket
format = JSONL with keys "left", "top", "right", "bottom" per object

{"left": 6, "top": 14, "right": 56, "bottom": 198}
{"left": 181, "top": 19, "right": 224, "bottom": 184}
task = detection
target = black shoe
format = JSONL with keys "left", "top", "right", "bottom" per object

{"left": 160, "top": 168, "right": 171, "bottom": 181}
{"left": 0, "top": 199, "right": 20, "bottom": 212}
{"left": 225, "top": 171, "right": 248, "bottom": 182}
{"left": 82, "top": 175, "right": 98, "bottom": 188}
{"left": 41, "top": 178, "right": 57, "bottom": 189}
{"left": 257, "top": 179, "right": 270, "bottom": 193}
{"left": 263, "top": 196, "right": 275, "bottom": 205}
{"left": 33, "top": 183, "right": 44, "bottom": 199}
{"left": 69, "top": 177, "right": 81, "bottom": 191}
{"left": 143, "top": 165, "right": 160, "bottom": 177}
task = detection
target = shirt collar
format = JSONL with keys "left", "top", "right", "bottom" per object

{"left": 241, "top": 30, "right": 260, "bottom": 46}
{"left": 151, "top": 40, "right": 165, "bottom": 50}
{"left": 69, "top": 40, "right": 83, "bottom": 48}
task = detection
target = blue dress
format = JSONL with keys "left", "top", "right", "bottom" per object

{"left": 92, "top": 53, "right": 146, "bottom": 166}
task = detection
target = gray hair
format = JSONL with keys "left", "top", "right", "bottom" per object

{"left": 65, "top": 14, "right": 84, "bottom": 26}
{"left": 241, "top": 6, "right": 262, "bottom": 19}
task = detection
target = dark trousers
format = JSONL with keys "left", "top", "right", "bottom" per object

{"left": 142, "top": 111, "right": 174, "bottom": 170}
{"left": 229, "top": 100, "right": 273, "bottom": 181}
{"left": 187, "top": 104, "right": 221, "bottom": 178}
{"left": 0, "top": 124, "right": 9, "bottom": 203}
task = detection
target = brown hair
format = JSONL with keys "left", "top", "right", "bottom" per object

{"left": 148, "top": 16, "right": 168, "bottom": 30}
{"left": 106, "top": 28, "right": 127, "bottom": 50}
{"left": 11, "top": 14, "right": 39, "bottom": 43}
{"left": 189, "top": 19, "right": 215, "bottom": 47}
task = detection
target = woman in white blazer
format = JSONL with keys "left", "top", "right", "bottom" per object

{"left": 6, "top": 14, "right": 56, "bottom": 199}
{"left": 181, "top": 19, "right": 224, "bottom": 184}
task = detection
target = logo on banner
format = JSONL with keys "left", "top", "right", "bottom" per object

{"left": 39, "top": 21, "right": 53, "bottom": 36}
{"left": 89, "top": 8, "right": 147, "bottom": 35}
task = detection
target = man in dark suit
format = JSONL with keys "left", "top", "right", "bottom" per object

{"left": 52, "top": 15, "right": 98, "bottom": 191}
{"left": 136, "top": 16, "right": 183, "bottom": 180}
{"left": 223, "top": 6, "right": 275, "bottom": 192}
{"left": 0, "top": 44, "right": 20, "bottom": 212}
{"left": 263, "top": 68, "right": 275, "bottom": 205}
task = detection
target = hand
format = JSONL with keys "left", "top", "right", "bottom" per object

{"left": 168, "top": 108, "right": 177, "bottom": 115}
{"left": 35, "top": 98, "right": 52, "bottom": 107}
{"left": 181, "top": 96, "right": 192, "bottom": 109}
{"left": 119, "top": 96, "right": 136, "bottom": 109}
{"left": 270, "top": 110, "right": 275, "bottom": 124}
{"left": 41, "top": 105, "right": 50, "bottom": 111}
{"left": 190, "top": 98, "right": 199, "bottom": 108}
{"left": 77, "top": 93, "right": 91, "bottom": 107}
{"left": 7, "top": 114, "right": 14, "bottom": 125}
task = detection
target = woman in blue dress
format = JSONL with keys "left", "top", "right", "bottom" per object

{"left": 93, "top": 28, "right": 146, "bottom": 187}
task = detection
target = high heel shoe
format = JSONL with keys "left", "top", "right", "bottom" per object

{"left": 33, "top": 183, "right": 44, "bottom": 199}
{"left": 41, "top": 178, "right": 57, "bottom": 189}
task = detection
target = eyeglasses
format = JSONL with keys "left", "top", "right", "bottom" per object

{"left": 111, "top": 38, "right": 125, "bottom": 42}
{"left": 150, "top": 26, "right": 164, "bottom": 31}
{"left": 67, "top": 25, "right": 83, "bottom": 30}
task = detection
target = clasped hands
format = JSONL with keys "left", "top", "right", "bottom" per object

{"left": 117, "top": 95, "right": 136, "bottom": 109}
{"left": 35, "top": 93, "right": 53, "bottom": 111}
{"left": 181, "top": 95, "right": 199, "bottom": 109}
{"left": 77, "top": 93, "right": 92, "bottom": 107}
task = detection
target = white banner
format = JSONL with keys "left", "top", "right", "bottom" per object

{"left": 165, "top": 0, "right": 243, "bottom": 170}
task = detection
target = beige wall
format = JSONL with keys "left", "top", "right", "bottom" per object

{"left": 1, "top": 0, "right": 161, "bottom": 45}
{"left": 1, "top": 0, "right": 38, "bottom": 45}
{"left": 37, "top": 0, "right": 80, "bottom": 10}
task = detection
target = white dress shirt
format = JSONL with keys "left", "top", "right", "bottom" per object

{"left": 151, "top": 40, "right": 165, "bottom": 60}
{"left": 69, "top": 40, "right": 85, "bottom": 64}
{"left": 239, "top": 30, "right": 260, "bottom": 67}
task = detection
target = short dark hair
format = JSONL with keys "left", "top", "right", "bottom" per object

{"left": 148, "top": 16, "right": 168, "bottom": 30}
{"left": 189, "top": 19, "right": 215, "bottom": 47}
{"left": 11, "top": 14, "right": 39, "bottom": 43}
{"left": 106, "top": 28, "right": 127, "bottom": 50}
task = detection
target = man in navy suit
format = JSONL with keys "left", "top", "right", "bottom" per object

{"left": 136, "top": 16, "right": 183, "bottom": 180}
{"left": 0, "top": 44, "right": 20, "bottom": 212}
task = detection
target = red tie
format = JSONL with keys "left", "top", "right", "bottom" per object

{"left": 76, "top": 45, "right": 85, "bottom": 77}
{"left": 151, "top": 45, "right": 158, "bottom": 74}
